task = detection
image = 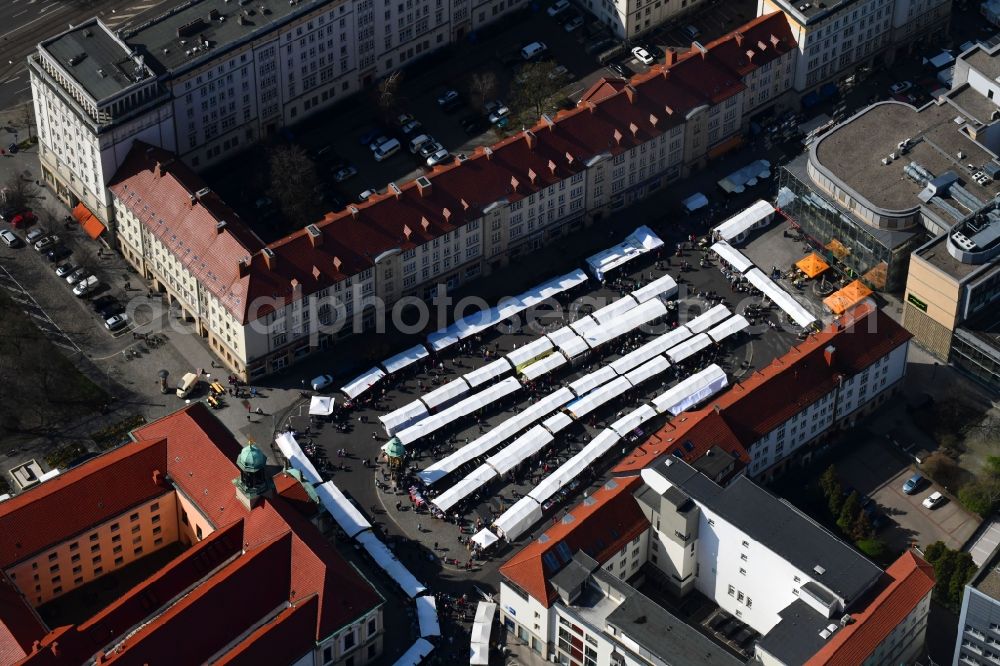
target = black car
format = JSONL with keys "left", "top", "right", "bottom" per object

{"left": 91, "top": 295, "right": 118, "bottom": 313}
{"left": 7, "top": 143, "right": 17, "bottom": 155}
{"left": 459, "top": 115, "right": 487, "bottom": 135}
{"left": 606, "top": 62, "right": 631, "bottom": 79}
{"left": 45, "top": 245, "right": 72, "bottom": 262}
{"left": 96, "top": 298, "right": 125, "bottom": 318}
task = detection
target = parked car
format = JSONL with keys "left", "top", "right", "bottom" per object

{"left": 396, "top": 113, "right": 416, "bottom": 127}
{"left": 96, "top": 298, "right": 125, "bottom": 318}
{"left": 459, "top": 115, "right": 486, "bottom": 134}
{"left": 549, "top": 65, "right": 570, "bottom": 81}
{"left": 682, "top": 24, "right": 701, "bottom": 40}
{"left": 55, "top": 262, "right": 76, "bottom": 278}
{"left": 488, "top": 106, "right": 510, "bottom": 127}
{"left": 311, "top": 374, "right": 334, "bottom": 391}
{"left": 368, "top": 135, "right": 393, "bottom": 151}
{"left": 563, "top": 14, "right": 584, "bottom": 32}
{"left": 0, "top": 229, "right": 21, "bottom": 248}
{"left": 359, "top": 188, "right": 377, "bottom": 201}
{"left": 46, "top": 246, "right": 72, "bottom": 262}
{"left": 922, "top": 491, "right": 945, "bottom": 509}
{"left": 607, "top": 62, "right": 631, "bottom": 79}
{"left": 400, "top": 119, "right": 423, "bottom": 136}
{"left": 334, "top": 166, "right": 358, "bottom": 182}
{"left": 34, "top": 235, "right": 59, "bottom": 252}
{"left": 419, "top": 141, "right": 444, "bottom": 159}
{"left": 890, "top": 81, "right": 913, "bottom": 94}
{"left": 521, "top": 41, "right": 548, "bottom": 61}
{"left": 359, "top": 127, "right": 386, "bottom": 145}
{"left": 585, "top": 37, "right": 615, "bottom": 56}
{"left": 409, "top": 134, "right": 435, "bottom": 154}
{"left": 9, "top": 211, "right": 35, "bottom": 229}
{"left": 91, "top": 295, "right": 119, "bottom": 313}
{"left": 373, "top": 138, "right": 401, "bottom": 161}
{"left": 426, "top": 148, "right": 451, "bottom": 167}
{"left": 7, "top": 143, "right": 18, "bottom": 155}
{"left": 66, "top": 268, "right": 88, "bottom": 285}
{"left": 25, "top": 228, "right": 46, "bottom": 244}
{"left": 72, "top": 275, "right": 99, "bottom": 297}
{"left": 547, "top": 0, "right": 571, "bottom": 17}
{"left": 311, "top": 145, "right": 341, "bottom": 165}
{"left": 104, "top": 313, "right": 129, "bottom": 332}
{"left": 902, "top": 473, "right": 924, "bottom": 494}
{"left": 631, "top": 46, "right": 655, "bottom": 65}
{"left": 436, "top": 89, "right": 462, "bottom": 111}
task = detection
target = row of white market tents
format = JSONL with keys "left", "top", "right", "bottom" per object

{"left": 585, "top": 226, "right": 664, "bottom": 281}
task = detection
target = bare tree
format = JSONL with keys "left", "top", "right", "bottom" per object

{"left": 467, "top": 71, "right": 499, "bottom": 113}
{"left": 375, "top": 71, "right": 405, "bottom": 122}
{"left": 511, "top": 62, "right": 562, "bottom": 127}
{"left": 266, "top": 144, "right": 320, "bottom": 229}
{"left": 2, "top": 174, "right": 40, "bottom": 212}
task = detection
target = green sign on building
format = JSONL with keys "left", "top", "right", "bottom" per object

{"left": 907, "top": 293, "right": 928, "bottom": 312}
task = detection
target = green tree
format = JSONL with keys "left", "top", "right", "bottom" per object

{"left": 949, "top": 552, "right": 977, "bottom": 608}
{"left": 511, "top": 62, "right": 562, "bottom": 126}
{"left": 851, "top": 510, "right": 873, "bottom": 541}
{"left": 959, "top": 479, "right": 1000, "bottom": 517}
{"left": 923, "top": 541, "right": 947, "bottom": 565}
{"left": 837, "top": 491, "right": 861, "bottom": 535}
{"left": 820, "top": 464, "right": 838, "bottom": 497}
{"left": 821, "top": 465, "right": 845, "bottom": 518}
{"left": 931, "top": 550, "right": 959, "bottom": 603}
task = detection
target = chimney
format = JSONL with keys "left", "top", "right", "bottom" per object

{"left": 389, "top": 182, "right": 402, "bottom": 199}
{"left": 613, "top": 128, "right": 623, "bottom": 145}
{"left": 510, "top": 175, "right": 520, "bottom": 192}
{"left": 305, "top": 224, "right": 323, "bottom": 248}
{"left": 664, "top": 104, "right": 674, "bottom": 116}
{"left": 261, "top": 247, "right": 277, "bottom": 271}
{"left": 547, "top": 159, "right": 557, "bottom": 175}
{"left": 460, "top": 198, "right": 470, "bottom": 211}
{"left": 32, "top": 642, "right": 41, "bottom": 655}
{"left": 484, "top": 146, "right": 494, "bottom": 160}
{"left": 770, "top": 34, "right": 780, "bottom": 47}
{"left": 586, "top": 101, "right": 597, "bottom": 114}
{"left": 154, "top": 161, "right": 165, "bottom": 178}
{"left": 216, "top": 220, "right": 227, "bottom": 234}
{"left": 565, "top": 151, "right": 575, "bottom": 166}
{"left": 524, "top": 129, "right": 537, "bottom": 150}
{"left": 416, "top": 175, "right": 432, "bottom": 197}
{"left": 746, "top": 49, "right": 755, "bottom": 62}
{"left": 189, "top": 194, "right": 196, "bottom": 207}
{"left": 442, "top": 207, "right": 451, "bottom": 223}
{"left": 348, "top": 205, "right": 360, "bottom": 219}
{"left": 665, "top": 49, "right": 677, "bottom": 66}
{"left": 403, "top": 224, "right": 412, "bottom": 241}
{"left": 649, "top": 113, "right": 659, "bottom": 128}
{"left": 624, "top": 85, "right": 637, "bottom": 103}
{"left": 333, "top": 256, "right": 342, "bottom": 272}
{"left": 757, "top": 40, "right": 767, "bottom": 51}
{"left": 50, "top": 643, "right": 59, "bottom": 657}
{"left": 629, "top": 122, "right": 639, "bottom": 137}
{"left": 734, "top": 32, "right": 744, "bottom": 46}
{"left": 541, "top": 114, "right": 555, "bottom": 131}
{"left": 713, "top": 404, "right": 721, "bottom": 413}
{"left": 238, "top": 259, "right": 250, "bottom": 278}
{"left": 195, "top": 187, "right": 211, "bottom": 201}
{"left": 824, "top": 345, "right": 836, "bottom": 367}
{"left": 421, "top": 216, "right": 430, "bottom": 232}
{"left": 527, "top": 168, "right": 537, "bottom": 186}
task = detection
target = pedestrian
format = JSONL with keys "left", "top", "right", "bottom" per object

{"left": 417, "top": 522, "right": 423, "bottom": 532}
{"left": 396, "top": 500, "right": 402, "bottom": 511}
{"left": 434, "top": 541, "right": 439, "bottom": 550}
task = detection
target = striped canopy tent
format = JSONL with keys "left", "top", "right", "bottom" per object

{"left": 71, "top": 203, "right": 106, "bottom": 240}
{"left": 823, "top": 280, "right": 873, "bottom": 314}
{"left": 795, "top": 252, "right": 829, "bottom": 278}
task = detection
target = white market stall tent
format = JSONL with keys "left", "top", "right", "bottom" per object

{"left": 493, "top": 496, "right": 543, "bottom": 541}
{"left": 568, "top": 365, "right": 618, "bottom": 397}
{"left": 585, "top": 226, "right": 664, "bottom": 281}
{"left": 711, "top": 241, "right": 755, "bottom": 274}
{"left": 684, "top": 304, "right": 732, "bottom": 335}
{"left": 506, "top": 336, "right": 555, "bottom": 369}
{"left": 381, "top": 344, "right": 430, "bottom": 375}
{"left": 432, "top": 464, "right": 499, "bottom": 512}
{"left": 630, "top": 273, "right": 678, "bottom": 303}
{"left": 396, "top": 377, "right": 521, "bottom": 446}
{"left": 419, "top": 377, "right": 472, "bottom": 411}
{"left": 610, "top": 326, "right": 692, "bottom": 375}
{"left": 379, "top": 401, "right": 430, "bottom": 437}
{"left": 470, "top": 602, "right": 498, "bottom": 665}
{"left": 394, "top": 638, "right": 434, "bottom": 666}
{"left": 316, "top": 481, "right": 372, "bottom": 538}
{"left": 712, "top": 200, "right": 776, "bottom": 244}
{"left": 583, "top": 299, "right": 667, "bottom": 349}
{"left": 416, "top": 595, "right": 440, "bottom": 638}
{"left": 682, "top": 192, "right": 709, "bottom": 212}
{"left": 464, "top": 358, "right": 514, "bottom": 388}
{"left": 565, "top": 376, "right": 632, "bottom": 419}
{"left": 528, "top": 429, "right": 621, "bottom": 504}
{"left": 520, "top": 352, "right": 567, "bottom": 381}
{"left": 590, "top": 295, "right": 640, "bottom": 325}
{"left": 487, "top": 425, "right": 554, "bottom": 475}
{"left": 609, "top": 404, "right": 658, "bottom": 438}
{"left": 744, "top": 269, "right": 817, "bottom": 329}
{"left": 707, "top": 315, "right": 750, "bottom": 344}
{"left": 651, "top": 364, "right": 729, "bottom": 415}
{"left": 744, "top": 267, "right": 773, "bottom": 294}
{"left": 665, "top": 333, "right": 713, "bottom": 364}
{"left": 471, "top": 530, "right": 499, "bottom": 550}
{"left": 623, "top": 355, "right": 671, "bottom": 388}
{"left": 356, "top": 530, "right": 427, "bottom": 598}
{"left": 274, "top": 432, "right": 323, "bottom": 485}
{"left": 340, "top": 366, "right": 386, "bottom": 400}
{"left": 542, "top": 411, "right": 573, "bottom": 434}
{"left": 568, "top": 314, "right": 600, "bottom": 337}
{"left": 309, "top": 396, "right": 335, "bottom": 416}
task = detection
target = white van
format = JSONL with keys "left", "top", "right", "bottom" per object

{"left": 373, "top": 138, "right": 401, "bottom": 161}
{"left": 521, "top": 41, "right": 548, "bottom": 60}
{"left": 176, "top": 372, "right": 200, "bottom": 399}
{"left": 409, "top": 134, "right": 433, "bottom": 154}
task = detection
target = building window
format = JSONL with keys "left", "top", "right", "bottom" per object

{"left": 111, "top": 523, "right": 120, "bottom": 532}
{"left": 739, "top": 568, "right": 747, "bottom": 576}
{"left": 130, "top": 513, "right": 139, "bottom": 522}
{"left": 150, "top": 502, "right": 159, "bottom": 512}
{"left": 728, "top": 585, "right": 735, "bottom": 597}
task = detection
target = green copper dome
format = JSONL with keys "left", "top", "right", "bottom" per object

{"left": 237, "top": 443, "right": 268, "bottom": 472}
{"left": 382, "top": 438, "right": 406, "bottom": 459}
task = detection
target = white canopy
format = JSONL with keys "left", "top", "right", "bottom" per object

{"left": 380, "top": 401, "right": 430, "bottom": 437}
{"left": 609, "top": 404, "right": 658, "bottom": 437}
{"left": 529, "top": 430, "right": 621, "bottom": 503}
{"left": 685, "top": 304, "right": 732, "bottom": 334}
{"left": 558, "top": 334, "right": 590, "bottom": 359}
{"left": 416, "top": 595, "right": 440, "bottom": 638}
{"left": 744, "top": 267, "right": 773, "bottom": 293}
{"left": 744, "top": 269, "right": 817, "bottom": 328}
{"left": 569, "top": 315, "right": 600, "bottom": 336}
{"left": 610, "top": 326, "right": 691, "bottom": 375}
{"left": 585, "top": 226, "right": 664, "bottom": 281}
{"left": 340, "top": 366, "right": 386, "bottom": 400}
{"left": 584, "top": 299, "right": 667, "bottom": 349}
{"left": 665, "top": 333, "right": 712, "bottom": 364}
{"left": 651, "top": 364, "right": 729, "bottom": 415}
{"left": 591, "top": 296, "right": 640, "bottom": 325}
{"left": 464, "top": 358, "right": 513, "bottom": 388}
{"left": 381, "top": 344, "right": 430, "bottom": 375}
{"left": 470, "top": 602, "right": 497, "bottom": 665}
{"left": 718, "top": 160, "right": 771, "bottom": 194}
{"left": 569, "top": 365, "right": 618, "bottom": 397}
{"left": 493, "top": 496, "right": 542, "bottom": 541}
{"left": 309, "top": 396, "right": 335, "bottom": 416}
{"left": 416, "top": 386, "right": 570, "bottom": 485}
{"left": 711, "top": 241, "right": 755, "bottom": 274}
{"left": 521, "top": 352, "right": 567, "bottom": 381}
{"left": 630, "top": 274, "right": 678, "bottom": 303}
{"left": 565, "top": 375, "right": 632, "bottom": 418}
{"left": 274, "top": 432, "right": 323, "bottom": 485}
{"left": 541, "top": 411, "right": 573, "bottom": 434}
{"left": 420, "top": 377, "right": 472, "bottom": 411}
{"left": 682, "top": 192, "right": 709, "bottom": 212}
{"left": 712, "top": 200, "right": 775, "bottom": 244}
{"left": 316, "top": 481, "right": 371, "bottom": 538}
{"left": 624, "top": 354, "right": 671, "bottom": 387}
{"left": 707, "top": 314, "right": 750, "bottom": 343}
{"left": 356, "top": 530, "right": 427, "bottom": 598}
{"left": 518, "top": 269, "right": 589, "bottom": 306}
{"left": 472, "top": 529, "right": 499, "bottom": 550}
{"left": 506, "top": 336, "right": 555, "bottom": 368}
{"left": 394, "top": 638, "right": 434, "bottom": 666}
{"left": 432, "top": 464, "right": 499, "bottom": 512}
{"left": 396, "top": 377, "right": 522, "bottom": 446}
{"left": 487, "top": 425, "right": 554, "bottom": 475}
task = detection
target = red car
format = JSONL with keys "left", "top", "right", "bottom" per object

{"left": 9, "top": 211, "right": 36, "bottom": 229}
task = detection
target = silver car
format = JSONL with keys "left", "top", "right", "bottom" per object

{"left": 65, "top": 267, "right": 87, "bottom": 285}
{"left": 426, "top": 148, "right": 451, "bottom": 167}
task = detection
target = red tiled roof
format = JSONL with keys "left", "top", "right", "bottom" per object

{"left": 499, "top": 476, "right": 647, "bottom": 607}
{"left": 274, "top": 472, "right": 319, "bottom": 519}
{"left": 108, "top": 143, "right": 265, "bottom": 323}
{"left": 0, "top": 438, "right": 171, "bottom": 568}
{"left": 108, "top": 14, "right": 794, "bottom": 324}
{"left": 0, "top": 575, "right": 46, "bottom": 665}
{"left": 805, "top": 551, "right": 935, "bottom": 666}
{"left": 617, "top": 302, "right": 911, "bottom": 474}
{"left": 214, "top": 596, "right": 320, "bottom": 666}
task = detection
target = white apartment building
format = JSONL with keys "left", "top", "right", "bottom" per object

{"left": 498, "top": 461, "right": 935, "bottom": 666}
{"left": 583, "top": 0, "right": 709, "bottom": 40}
{"left": 103, "top": 14, "right": 798, "bottom": 380}
{"left": 757, "top": 0, "right": 951, "bottom": 93}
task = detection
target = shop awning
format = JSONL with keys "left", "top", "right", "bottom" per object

{"left": 796, "top": 253, "right": 830, "bottom": 278}
{"left": 72, "top": 203, "right": 106, "bottom": 240}
{"left": 823, "top": 280, "right": 874, "bottom": 314}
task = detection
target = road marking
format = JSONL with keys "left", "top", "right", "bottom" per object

{"left": 13, "top": 10, "right": 27, "bottom": 17}
{"left": 3, "top": 76, "right": 20, "bottom": 84}
{"left": 0, "top": 4, "right": 68, "bottom": 40}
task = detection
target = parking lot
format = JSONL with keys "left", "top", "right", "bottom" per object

{"left": 834, "top": 437, "right": 980, "bottom": 552}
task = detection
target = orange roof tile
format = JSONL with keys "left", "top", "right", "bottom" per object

{"left": 805, "top": 551, "right": 935, "bottom": 666}
{"left": 0, "top": 575, "right": 46, "bottom": 665}
{"left": 499, "top": 476, "right": 647, "bottom": 607}
{"left": 214, "top": 596, "right": 320, "bottom": 666}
